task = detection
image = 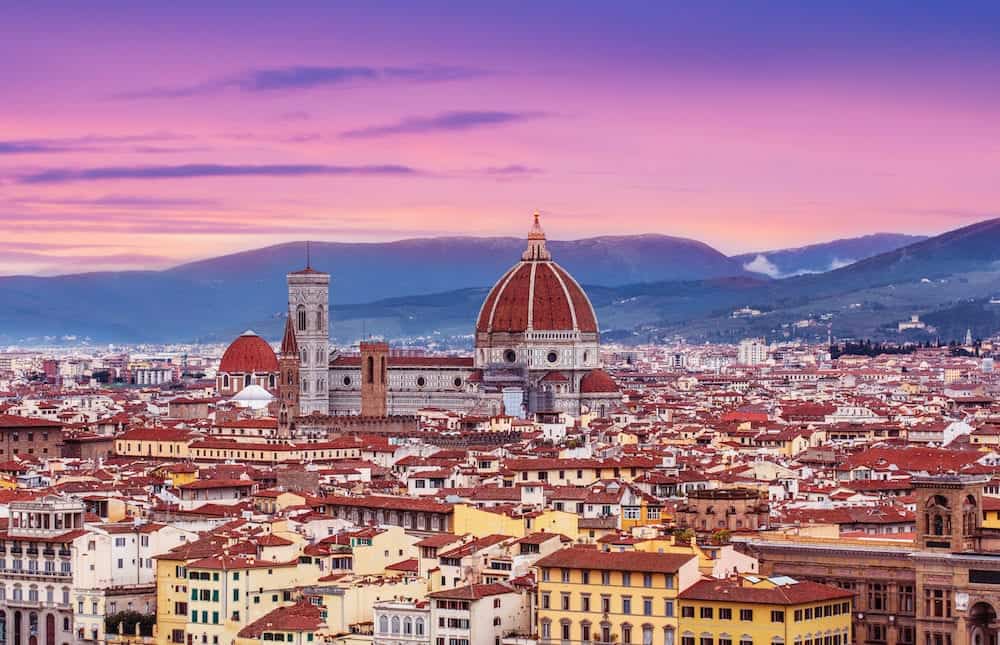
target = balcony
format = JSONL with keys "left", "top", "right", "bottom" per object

{"left": 58, "top": 549, "right": 71, "bottom": 557}
{"left": 42, "top": 547, "right": 55, "bottom": 557}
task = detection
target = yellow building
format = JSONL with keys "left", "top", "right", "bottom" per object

{"left": 452, "top": 504, "right": 580, "bottom": 539}
{"left": 155, "top": 543, "right": 320, "bottom": 645}
{"left": 534, "top": 547, "right": 701, "bottom": 645}
{"left": 116, "top": 427, "right": 193, "bottom": 459}
{"left": 677, "top": 576, "right": 853, "bottom": 645}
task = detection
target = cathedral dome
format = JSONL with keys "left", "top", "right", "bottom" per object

{"left": 476, "top": 214, "right": 598, "bottom": 335}
{"left": 580, "top": 368, "right": 619, "bottom": 393}
{"left": 219, "top": 330, "right": 279, "bottom": 374}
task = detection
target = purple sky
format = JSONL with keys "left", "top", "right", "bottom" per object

{"left": 2, "top": 1, "right": 1000, "bottom": 275}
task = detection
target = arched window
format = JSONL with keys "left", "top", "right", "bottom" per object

{"left": 222, "top": 374, "right": 230, "bottom": 388}
{"left": 404, "top": 618, "right": 413, "bottom": 635}
{"left": 297, "top": 305, "right": 306, "bottom": 331}
{"left": 269, "top": 374, "right": 276, "bottom": 388}
{"left": 301, "top": 349, "right": 308, "bottom": 365}
{"left": 391, "top": 616, "right": 400, "bottom": 634}
{"left": 378, "top": 616, "right": 388, "bottom": 634}
{"left": 415, "top": 618, "right": 425, "bottom": 636}
{"left": 367, "top": 356, "right": 374, "bottom": 384}
{"left": 316, "top": 306, "right": 324, "bottom": 331}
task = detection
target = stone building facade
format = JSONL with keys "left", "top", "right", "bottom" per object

{"left": 741, "top": 474, "right": 1000, "bottom": 645}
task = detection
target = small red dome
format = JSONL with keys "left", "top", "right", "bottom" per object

{"left": 580, "top": 369, "right": 619, "bottom": 393}
{"left": 477, "top": 262, "right": 598, "bottom": 334}
{"left": 219, "top": 331, "right": 279, "bottom": 374}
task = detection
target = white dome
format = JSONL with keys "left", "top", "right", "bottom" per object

{"left": 231, "top": 384, "right": 274, "bottom": 409}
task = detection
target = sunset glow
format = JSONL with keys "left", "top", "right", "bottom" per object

{"left": 3, "top": 2, "right": 1000, "bottom": 274}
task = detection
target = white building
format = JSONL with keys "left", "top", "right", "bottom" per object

{"left": 737, "top": 337, "right": 769, "bottom": 366}
{"left": 428, "top": 582, "right": 531, "bottom": 645}
{"left": 373, "top": 599, "right": 431, "bottom": 645}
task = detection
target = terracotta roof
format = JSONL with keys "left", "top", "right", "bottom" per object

{"left": 237, "top": 600, "right": 325, "bottom": 637}
{"left": 219, "top": 331, "right": 278, "bottom": 374}
{"left": 536, "top": 547, "right": 695, "bottom": 573}
{"left": 427, "top": 582, "right": 516, "bottom": 601}
{"left": 0, "top": 414, "right": 61, "bottom": 429}
{"left": 679, "top": 578, "right": 854, "bottom": 606}
{"left": 580, "top": 369, "right": 619, "bottom": 393}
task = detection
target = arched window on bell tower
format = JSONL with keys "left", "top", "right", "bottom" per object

{"left": 297, "top": 305, "right": 306, "bottom": 331}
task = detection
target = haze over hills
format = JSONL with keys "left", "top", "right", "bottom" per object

{"left": 0, "top": 224, "right": 995, "bottom": 344}
{"left": 733, "top": 233, "right": 927, "bottom": 278}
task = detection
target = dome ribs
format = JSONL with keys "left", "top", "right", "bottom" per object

{"left": 532, "top": 263, "right": 575, "bottom": 330}
{"left": 552, "top": 264, "right": 599, "bottom": 333}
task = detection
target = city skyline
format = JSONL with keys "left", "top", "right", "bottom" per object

{"left": 4, "top": 1, "right": 1000, "bottom": 274}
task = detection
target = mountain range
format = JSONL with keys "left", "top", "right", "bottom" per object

{"left": 0, "top": 222, "right": 994, "bottom": 344}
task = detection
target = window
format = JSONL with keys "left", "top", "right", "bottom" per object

{"left": 924, "top": 588, "right": 951, "bottom": 618}
{"left": 602, "top": 571, "right": 611, "bottom": 585}
{"left": 541, "top": 593, "right": 550, "bottom": 610}
{"left": 793, "top": 610, "right": 802, "bottom": 622}
{"left": 601, "top": 595, "right": 611, "bottom": 613}
{"left": 899, "top": 585, "right": 915, "bottom": 613}
{"left": 770, "top": 610, "right": 784, "bottom": 623}
{"left": 582, "top": 594, "right": 591, "bottom": 612}
{"left": 665, "top": 574, "right": 675, "bottom": 589}
{"left": 643, "top": 573, "right": 653, "bottom": 588}
{"left": 622, "top": 572, "right": 632, "bottom": 587}
{"left": 643, "top": 597, "right": 653, "bottom": 616}
{"left": 868, "top": 583, "right": 887, "bottom": 611}
{"left": 622, "top": 625, "right": 632, "bottom": 644}
{"left": 700, "top": 607, "right": 713, "bottom": 619}
{"left": 562, "top": 569, "right": 570, "bottom": 583}
{"left": 739, "top": 609, "right": 753, "bottom": 621}
{"left": 664, "top": 600, "right": 674, "bottom": 617}
{"left": 720, "top": 608, "right": 732, "bottom": 620}
{"left": 561, "top": 593, "right": 570, "bottom": 611}
{"left": 297, "top": 306, "right": 306, "bottom": 331}
{"left": 622, "top": 596, "right": 632, "bottom": 614}
{"left": 681, "top": 606, "right": 695, "bottom": 618}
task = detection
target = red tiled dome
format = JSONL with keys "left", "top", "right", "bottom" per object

{"left": 580, "top": 369, "right": 619, "bottom": 393}
{"left": 219, "top": 331, "right": 279, "bottom": 374}
{"left": 476, "top": 262, "right": 598, "bottom": 334}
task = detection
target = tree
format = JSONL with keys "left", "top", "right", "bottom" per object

{"left": 710, "top": 529, "right": 732, "bottom": 545}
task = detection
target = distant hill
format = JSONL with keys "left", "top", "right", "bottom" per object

{"left": 339, "top": 219, "right": 1000, "bottom": 343}
{"left": 733, "top": 233, "right": 927, "bottom": 278}
{"left": 0, "top": 234, "right": 747, "bottom": 343}
{"left": 5, "top": 220, "right": 1000, "bottom": 345}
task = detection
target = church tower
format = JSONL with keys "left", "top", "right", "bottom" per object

{"left": 360, "top": 340, "right": 389, "bottom": 417}
{"left": 277, "top": 314, "right": 300, "bottom": 437}
{"left": 914, "top": 473, "right": 986, "bottom": 552}
{"left": 287, "top": 255, "right": 330, "bottom": 416}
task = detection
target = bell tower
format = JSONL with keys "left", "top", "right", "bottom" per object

{"left": 914, "top": 473, "right": 986, "bottom": 552}
{"left": 277, "top": 314, "right": 299, "bottom": 438}
{"left": 360, "top": 340, "right": 388, "bottom": 417}
{"left": 287, "top": 251, "right": 330, "bottom": 416}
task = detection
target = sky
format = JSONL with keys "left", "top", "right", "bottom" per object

{"left": 2, "top": 1, "right": 1000, "bottom": 275}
